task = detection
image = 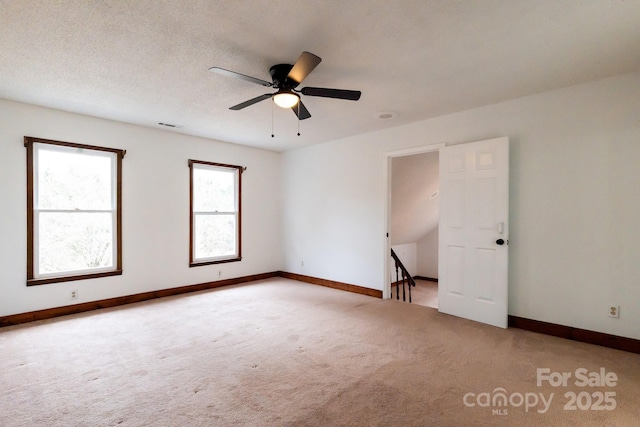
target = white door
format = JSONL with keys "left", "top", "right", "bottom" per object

{"left": 438, "top": 137, "right": 509, "bottom": 328}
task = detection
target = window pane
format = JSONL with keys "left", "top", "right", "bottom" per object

{"left": 193, "top": 167, "right": 235, "bottom": 212}
{"left": 37, "top": 147, "right": 113, "bottom": 210}
{"left": 38, "top": 212, "right": 113, "bottom": 274}
{"left": 194, "top": 214, "right": 237, "bottom": 259}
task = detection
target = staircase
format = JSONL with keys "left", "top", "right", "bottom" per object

{"left": 390, "top": 248, "right": 416, "bottom": 303}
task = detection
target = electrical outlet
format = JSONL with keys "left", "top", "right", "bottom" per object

{"left": 218, "top": 271, "right": 222, "bottom": 277}
{"left": 608, "top": 305, "right": 620, "bottom": 319}
{"left": 71, "top": 289, "right": 78, "bottom": 300}
{"left": 301, "top": 260, "right": 304, "bottom": 267}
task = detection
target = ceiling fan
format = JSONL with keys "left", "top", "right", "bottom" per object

{"left": 209, "top": 51, "right": 361, "bottom": 120}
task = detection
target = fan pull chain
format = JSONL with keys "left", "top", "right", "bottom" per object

{"left": 271, "top": 100, "right": 275, "bottom": 138}
{"left": 297, "top": 102, "right": 301, "bottom": 136}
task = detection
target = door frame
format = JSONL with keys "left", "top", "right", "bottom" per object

{"left": 383, "top": 143, "right": 445, "bottom": 299}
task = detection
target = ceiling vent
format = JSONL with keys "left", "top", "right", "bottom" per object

{"left": 373, "top": 111, "right": 398, "bottom": 120}
{"left": 158, "top": 122, "right": 183, "bottom": 128}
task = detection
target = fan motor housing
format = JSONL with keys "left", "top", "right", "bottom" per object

{"left": 269, "top": 64, "right": 296, "bottom": 88}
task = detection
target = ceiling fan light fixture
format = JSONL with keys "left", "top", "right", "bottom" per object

{"left": 272, "top": 91, "right": 299, "bottom": 108}
{"left": 211, "top": 51, "right": 359, "bottom": 122}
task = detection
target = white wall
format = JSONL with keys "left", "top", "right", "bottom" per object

{"left": 280, "top": 137, "right": 384, "bottom": 288}
{"left": 0, "top": 99, "right": 283, "bottom": 317}
{"left": 282, "top": 72, "right": 640, "bottom": 340}
{"left": 390, "top": 151, "right": 439, "bottom": 246}
{"left": 417, "top": 229, "right": 438, "bottom": 278}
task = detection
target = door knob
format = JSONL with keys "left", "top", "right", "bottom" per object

{"left": 496, "top": 239, "right": 505, "bottom": 245}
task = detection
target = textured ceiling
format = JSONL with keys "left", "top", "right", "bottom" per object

{"left": 1, "top": 1, "right": 639, "bottom": 152}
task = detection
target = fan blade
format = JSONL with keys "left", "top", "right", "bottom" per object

{"left": 287, "top": 52, "right": 322, "bottom": 85}
{"left": 301, "top": 87, "right": 361, "bottom": 101}
{"left": 291, "top": 100, "right": 311, "bottom": 120}
{"left": 229, "top": 93, "right": 272, "bottom": 110}
{"left": 209, "top": 67, "right": 273, "bottom": 87}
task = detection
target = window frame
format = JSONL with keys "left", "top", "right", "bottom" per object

{"left": 189, "top": 159, "right": 243, "bottom": 267}
{"left": 25, "top": 136, "right": 125, "bottom": 286}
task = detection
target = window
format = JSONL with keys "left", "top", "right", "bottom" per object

{"left": 189, "top": 160, "right": 243, "bottom": 266}
{"left": 25, "top": 137, "right": 125, "bottom": 286}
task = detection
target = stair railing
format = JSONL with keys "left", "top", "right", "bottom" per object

{"left": 390, "top": 248, "right": 416, "bottom": 303}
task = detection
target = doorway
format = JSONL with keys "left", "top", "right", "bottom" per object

{"left": 384, "top": 144, "right": 442, "bottom": 307}
{"left": 384, "top": 138, "right": 510, "bottom": 328}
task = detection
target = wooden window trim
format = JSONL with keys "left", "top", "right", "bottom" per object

{"left": 189, "top": 159, "right": 244, "bottom": 267}
{"left": 24, "top": 136, "right": 125, "bottom": 286}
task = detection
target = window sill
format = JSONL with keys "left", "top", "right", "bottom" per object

{"left": 189, "top": 257, "right": 241, "bottom": 268}
{"left": 27, "top": 270, "right": 123, "bottom": 286}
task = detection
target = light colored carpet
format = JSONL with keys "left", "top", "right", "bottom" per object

{"left": 408, "top": 279, "right": 438, "bottom": 309}
{"left": 1, "top": 278, "right": 639, "bottom": 426}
